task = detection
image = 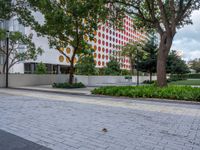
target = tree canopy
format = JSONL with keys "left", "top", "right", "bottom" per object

{"left": 75, "top": 55, "right": 97, "bottom": 75}
{"left": 0, "top": 0, "right": 43, "bottom": 73}
{"left": 121, "top": 41, "right": 144, "bottom": 75}
{"left": 166, "top": 50, "right": 190, "bottom": 74}
{"left": 105, "top": 59, "right": 121, "bottom": 75}
{"left": 137, "top": 35, "right": 158, "bottom": 81}
{"left": 17, "top": 0, "right": 123, "bottom": 83}
{"left": 110, "top": 0, "right": 200, "bottom": 87}
{"left": 0, "top": 29, "right": 43, "bottom": 73}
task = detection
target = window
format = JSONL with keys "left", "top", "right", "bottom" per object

{"left": 0, "top": 55, "right": 5, "bottom": 65}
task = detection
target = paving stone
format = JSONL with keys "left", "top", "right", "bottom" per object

{"left": 0, "top": 89, "right": 200, "bottom": 150}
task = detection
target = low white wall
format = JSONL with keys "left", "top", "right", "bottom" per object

{"left": 0, "top": 75, "right": 5, "bottom": 88}
{"left": 0, "top": 74, "right": 157, "bottom": 87}
{"left": 0, "top": 74, "right": 69, "bottom": 87}
{"left": 75, "top": 75, "right": 157, "bottom": 86}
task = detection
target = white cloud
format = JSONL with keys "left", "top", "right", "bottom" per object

{"left": 171, "top": 10, "right": 200, "bottom": 61}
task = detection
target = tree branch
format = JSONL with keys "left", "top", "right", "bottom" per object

{"left": 157, "top": 0, "right": 170, "bottom": 31}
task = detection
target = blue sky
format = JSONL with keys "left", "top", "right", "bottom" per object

{"left": 171, "top": 10, "right": 200, "bottom": 61}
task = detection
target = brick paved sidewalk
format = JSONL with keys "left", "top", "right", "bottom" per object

{"left": 0, "top": 89, "right": 200, "bottom": 150}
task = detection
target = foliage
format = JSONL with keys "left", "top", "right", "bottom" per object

{"left": 52, "top": 82, "right": 85, "bottom": 89}
{"left": 91, "top": 85, "right": 200, "bottom": 101}
{"left": 170, "top": 80, "right": 200, "bottom": 86}
{"left": 35, "top": 62, "right": 47, "bottom": 74}
{"left": 121, "top": 69, "right": 131, "bottom": 75}
{"left": 124, "top": 76, "right": 132, "bottom": 79}
{"left": 110, "top": 0, "right": 200, "bottom": 87}
{"left": 167, "top": 50, "right": 190, "bottom": 74}
{"left": 170, "top": 74, "right": 200, "bottom": 80}
{"left": 0, "top": 0, "right": 12, "bottom": 20}
{"left": 143, "top": 80, "right": 156, "bottom": 84}
{"left": 121, "top": 41, "right": 145, "bottom": 75}
{"left": 75, "top": 55, "right": 97, "bottom": 75}
{"left": 187, "top": 74, "right": 200, "bottom": 79}
{"left": 137, "top": 35, "right": 158, "bottom": 81}
{"left": 168, "top": 74, "right": 187, "bottom": 82}
{"left": 104, "top": 59, "right": 121, "bottom": 75}
{"left": 0, "top": 0, "right": 43, "bottom": 73}
{"left": 18, "top": 0, "right": 124, "bottom": 83}
{"left": 0, "top": 29, "right": 43, "bottom": 73}
{"left": 97, "top": 68, "right": 106, "bottom": 76}
{"left": 189, "top": 58, "right": 200, "bottom": 73}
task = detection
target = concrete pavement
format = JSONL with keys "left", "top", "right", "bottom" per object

{"left": 0, "top": 89, "right": 200, "bottom": 150}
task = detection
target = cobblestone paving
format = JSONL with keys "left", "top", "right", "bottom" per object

{"left": 0, "top": 89, "right": 200, "bottom": 150}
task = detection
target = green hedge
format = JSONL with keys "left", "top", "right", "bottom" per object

{"left": 91, "top": 85, "right": 200, "bottom": 101}
{"left": 52, "top": 82, "right": 85, "bottom": 88}
{"left": 170, "top": 74, "right": 200, "bottom": 80}
{"left": 186, "top": 74, "right": 200, "bottom": 79}
{"left": 142, "top": 80, "right": 156, "bottom": 84}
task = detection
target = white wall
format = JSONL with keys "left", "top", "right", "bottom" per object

{"left": 75, "top": 75, "right": 157, "bottom": 86}
{"left": 0, "top": 74, "right": 69, "bottom": 87}
{"left": 0, "top": 75, "right": 5, "bottom": 88}
{"left": 0, "top": 74, "right": 157, "bottom": 88}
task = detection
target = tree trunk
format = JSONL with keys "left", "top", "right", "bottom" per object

{"left": 157, "top": 33, "right": 173, "bottom": 87}
{"left": 157, "top": 50, "right": 167, "bottom": 87}
{"left": 69, "top": 62, "right": 74, "bottom": 84}
{"left": 3, "top": 62, "right": 6, "bottom": 74}
{"left": 130, "top": 58, "right": 134, "bottom": 75}
{"left": 149, "top": 71, "right": 152, "bottom": 82}
{"left": 3, "top": 58, "right": 8, "bottom": 74}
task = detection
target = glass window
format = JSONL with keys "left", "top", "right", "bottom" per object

{"left": 0, "top": 55, "right": 5, "bottom": 65}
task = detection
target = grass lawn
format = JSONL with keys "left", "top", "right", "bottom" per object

{"left": 170, "top": 79, "right": 200, "bottom": 85}
{"left": 91, "top": 85, "right": 200, "bottom": 101}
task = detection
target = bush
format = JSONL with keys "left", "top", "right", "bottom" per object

{"left": 52, "top": 82, "right": 85, "bottom": 88}
{"left": 121, "top": 70, "right": 131, "bottom": 75}
{"left": 35, "top": 62, "right": 47, "bottom": 74}
{"left": 124, "top": 76, "right": 132, "bottom": 80}
{"left": 91, "top": 85, "right": 200, "bottom": 101}
{"left": 143, "top": 80, "right": 156, "bottom": 84}
{"left": 168, "top": 74, "right": 187, "bottom": 82}
{"left": 169, "top": 74, "right": 200, "bottom": 81}
{"left": 97, "top": 68, "right": 106, "bottom": 75}
{"left": 104, "top": 60, "right": 121, "bottom": 75}
{"left": 187, "top": 74, "right": 200, "bottom": 79}
{"left": 75, "top": 55, "right": 97, "bottom": 75}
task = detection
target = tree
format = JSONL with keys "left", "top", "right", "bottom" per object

{"left": 110, "top": 0, "right": 200, "bottom": 87}
{"left": 0, "top": 29, "right": 43, "bottom": 73}
{"left": 0, "top": 0, "right": 43, "bottom": 73}
{"left": 166, "top": 50, "right": 190, "bottom": 74}
{"left": 137, "top": 35, "right": 158, "bottom": 81}
{"left": 35, "top": 62, "right": 47, "bottom": 74}
{"left": 17, "top": 0, "right": 123, "bottom": 84}
{"left": 121, "top": 41, "right": 144, "bottom": 75}
{"left": 189, "top": 58, "right": 200, "bottom": 73}
{"left": 105, "top": 59, "right": 121, "bottom": 75}
{"left": 75, "top": 55, "right": 97, "bottom": 75}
